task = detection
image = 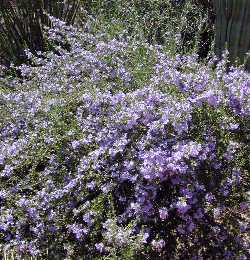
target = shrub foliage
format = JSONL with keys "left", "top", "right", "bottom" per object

{"left": 0, "top": 19, "right": 249, "bottom": 259}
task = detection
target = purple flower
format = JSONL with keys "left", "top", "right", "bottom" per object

{"left": 27, "top": 208, "right": 37, "bottom": 219}
{"left": 240, "top": 202, "right": 249, "bottom": 211}
{"left": 68, "top": 224, "right": 87, "bottom": 240}
{"left": 205, "top": 193, "right": 215, "bottom": 203}
{"left": 6, "top": 214, "right": 13, "bottom": 225}
{"left": 176, "top": 200, "right": 190, "bottom": 214}
{"left": 193, "top": 208, "right": 204, "bottom": 220}
{"left": 151, "top": 239, "right": 165, "bottom": 252}
{"left": 0, "top": 155, "right": 4, "bottom": 165}
{"left": 86, "top": 180, "right": 96, "bottom": 190}
{"left": 159, "top": 208, "right": 168, "bottom": 220}
{"left": 187, "top": 221, "right": 195, "bottom": 232}
{"left": 95, "top": 243, "right": 104, "bottom": 253}
{"left": 71, "top": 140, "right": 80, "bottom": 149}
{"left": 143, "top": 232, "right": 150, "bottom": 243}
{"left": 17, "top": 198, "right": 29, "bottom": 207}
{"left": 213, "top": 208, "right": 221, "bottom": 219}
{"left": 177, "top": 225, "right": 185, "bottom": 234}
{"left": 0, "top": 164, "right": 13, "bottom": 177}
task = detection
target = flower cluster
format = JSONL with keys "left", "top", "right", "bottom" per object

{"left": 0, "top": 18, "right": 249, "bottom": 259}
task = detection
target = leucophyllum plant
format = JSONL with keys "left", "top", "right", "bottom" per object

{"left": 0, "top": 17, "right": 249, "bottom": 259}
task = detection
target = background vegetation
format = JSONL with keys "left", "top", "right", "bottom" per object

{"left": 0, "top": 0, "right": 80, "bottom": 66}
{"left": 0, "top": 0, "right": 214, "bottom": 67}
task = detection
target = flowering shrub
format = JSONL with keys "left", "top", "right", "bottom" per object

{"left": 0, "top": 19, "right": 249, "bottom": 259}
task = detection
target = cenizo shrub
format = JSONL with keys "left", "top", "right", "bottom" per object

{"left": 0, "top": 18, "right": 249, "bottom": 259}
